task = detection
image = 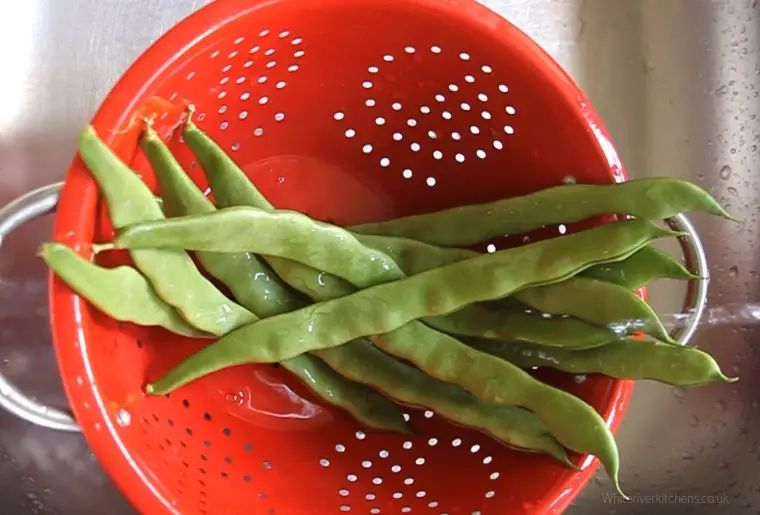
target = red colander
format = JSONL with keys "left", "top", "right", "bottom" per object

{"left": 0, "top": 0, "right": 689, "bottom": 513}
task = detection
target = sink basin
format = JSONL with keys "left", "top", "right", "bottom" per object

{"left": 0, "top": 0, "right": 757, "bottom": 512}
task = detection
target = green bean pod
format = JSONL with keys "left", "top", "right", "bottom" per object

{"left": 579, "top": 245, "right": 696, "bottom": 289}
{"left": 113, "top": 210, "right": 676, "bottom": 287}
{"left": 360, "top": 233, "right": 694, "bottom": 290}
{"left": 40, "top": 242, "right": 207, "bottom": 338}
{"left": 78, "top": 126, "right": 256, "bottom": 336}
{"left": 182, "top": 118, "right": 575, "bottom": 458}
{"left": 140, "top": 121, "right": 299, "bottom": 319}
{"left": 279, "top": 353, "right": 411, "bottom": 434}
{"left": 471, "top": 338, "right": 737, "bottom": 386}
{"left": 115, "top": 206, "right": 401, "bottom": 287}
{"left": 314, "top": 340, "right": 573, "bottom": 464}
{"left": 148, "top": 305, "right": 625, "bottom": 494}
{"left": 350, "top": 178, "right": 734, "bottom": 247}
{"left": 182, "top": 111, "right": 272, "bottom": 210}
{"left": 141, "top": 122, "right": 410, "bottom": 434}
{"left": 513, "top": 277, "right": 675, "bottom": 343}
{"left": 177, "top": 120, "right": 646, "bottom": 493}
{"left": 144, "top": 218, "right": 666, "bottom": 389}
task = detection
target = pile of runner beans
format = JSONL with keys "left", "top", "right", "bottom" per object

{"left": 42, "top": 106, "right": 736, "bottom": 497}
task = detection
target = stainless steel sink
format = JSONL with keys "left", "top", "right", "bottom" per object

{"left": 0, "top": 0, "right": 757, "bottom": 513}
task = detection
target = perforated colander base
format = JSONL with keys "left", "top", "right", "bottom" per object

{"left": 51, "top": 0, "right": 632, "bottom": 513}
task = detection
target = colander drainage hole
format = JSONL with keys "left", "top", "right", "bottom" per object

{"left": 340, "top": 506, "right": 350, "bottom": 512}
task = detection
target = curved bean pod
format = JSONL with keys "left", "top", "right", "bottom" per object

{"left": 360, "top": 234, "right": 693, "bottom": 290}
{"left": 182, "top": 111, "right": 272, "bottom": 210}
{"left": 579, "top": 245, "right": 695, "bottom": 289}
{"left": 140, "top": 121, "right": 299, "bottom": 319}
{"left": 113, "top": 211, "right": 677, "bottom": 290}
{"left": 280, "top": 353, "right": 411, "bottom": 434}
{"left": 40, "top": 242, "right": 207, "bottom": 338}
{"left": 350, "top": 178, "right": 734, "bottom": 247}
{"left": 264, "top": 256, "right": 620, "bottom": 350}
{"left": 314, "top": 341, "right": 573, "bottom": 464}
{"left": 116, "top": 206, "right": 401, "bottom": 288}
{"left": 143, "top": 219, "right": 666, "bottom": 388}
{"left": 141, "top": 122, "right": 410, "bottom": 434}
{"left": 147, "top": 308, "right": 624, "bottom": 495}
{"left": 78, "top": 126, "right": 256, "bottom": 335}
{"left": 184, "top": 117, "right": 570, "bottom": 456}
{"left": 144, "top": 217, "right": 668, "bottom": 499}
{"left": 470, "top": 338, "right": 737, "bottom": 386}
{"left": 513, "top": 277, "right": 675, "bottom": 343}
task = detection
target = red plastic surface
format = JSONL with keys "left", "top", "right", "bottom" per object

{"left": 49, "top": 0, "right": 637, "bottom": 513}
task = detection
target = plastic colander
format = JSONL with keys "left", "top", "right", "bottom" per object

{"left": 0, "top": 0, "right": 710, "bottom": 513}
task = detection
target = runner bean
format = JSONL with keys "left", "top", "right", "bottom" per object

{"left": 142, "top": 121, "right": 410, "bottom": 433}
{"left": 351, "top": 178, "right": 734, "bottom": 247}
{"left": 314, "top": 340, "right": 573, "bottom": 464}
{"left": 78, "top": 126, "right": 256, "bottom": 335}
{"left": 513, "top": 277, "right": 675, "bottom": 343}
{"left": 471, "top": 338, "right": 737, "bottom": 386}
{"left": 265, "top": 256, "right": 620, "bottom": 349}
{"left": 142, "top": 218, "right": 665, "bottom": 388}
{"left": 113, "top": 212, "right": 677, "bottom": 291}
{"left": 40, "top": 242, "right": 207, "bottom": 338}
{"left": 359, "top": 234, "right": 694, "bottom": 289}
{"left": 140, "top": 119, "right": 299, "bottom": 318}
{"left": 183, "top": 117, "right": 576, "bottom": 457}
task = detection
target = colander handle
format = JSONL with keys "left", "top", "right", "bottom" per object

{"left": 0, "top": 181, "right": 79, "bottom": 432}
{"left": 0, "top": 182, "right": 709, "bottom": 432}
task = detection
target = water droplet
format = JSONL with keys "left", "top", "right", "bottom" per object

{"left": 716, "top": 399, "right": 727, "bottom": 411}
{"left": 671, "top": 387, "right": 686, "bottom": 399}
{"left": 1, "top": 359, "right": 8, "bottom": 366}
{"left": 720, "top": 165, "right": 732, "bottom": 179}
{"left": 225, "top": 392, "right": 242, "bottom": 404}
{"left": 718, "top": 460, "right": 729, "bottom": 470}
{"left": 728, "top": 266, "right": 739, "bottom": 279}
{"left": 681, "top": 453, "right": 695, "bottom": 461}
{"left": 688, "top": 415, "right": 700, "bottom": 427}
{"left": 728, "top": 186, "right": 738, "bottom": 196}
{"left": 116, "top": 408, "right": 131, "bottom": 427}
{"left": 752, "top": 400, "right": 758, "bottom": 409}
